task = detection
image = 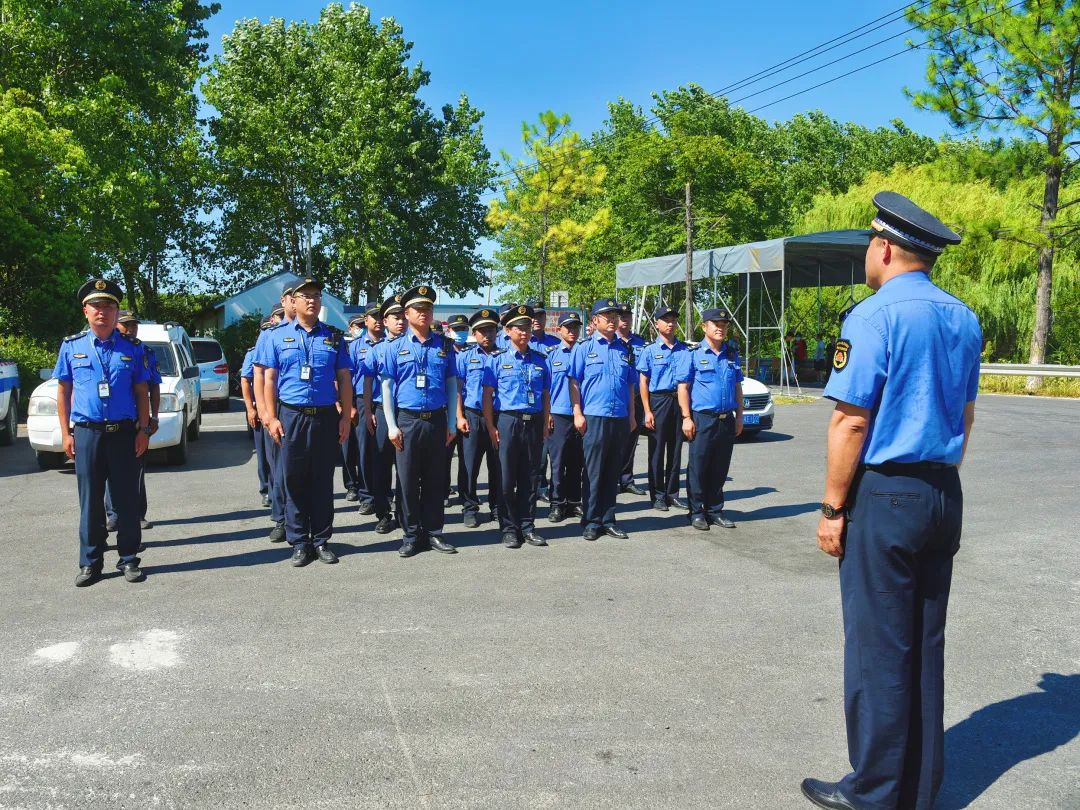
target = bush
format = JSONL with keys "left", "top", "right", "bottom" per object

{"left": 0, "top": 335, "right": 59, "bottom": 417}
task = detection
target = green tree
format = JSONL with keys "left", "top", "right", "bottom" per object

{"left": 487, "top": 111, "right": 610, "bottom": 304}
{"left": 907, "top": 0, "right": 1080, "bottom": 384}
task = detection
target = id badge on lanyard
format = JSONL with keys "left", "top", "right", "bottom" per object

{"left": 98, "top": 381, "right": 111, "bottom": 399}
{"left": 416, "top": 373, "right": 427, "bottom": 389}
{"left": 526, "top": 362, "right": 534, "bottom": 406}
{"left": 92, "top": 343, "right": 111, "bottom": 398}
{"left": 300, "top": 365, "right": 312, "bottom": 381}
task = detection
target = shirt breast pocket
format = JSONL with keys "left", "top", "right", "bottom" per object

{"left": 583, "top": 355, "right": 605, "bottom": 378}
{"left": 71, "top": 358, "right": 95, "bottom": 382}
{"left": 311, "top": 344, "right": 339, "bottom": 382}
{"left": 278, "top": 345, "right": 301, "bottom": 372}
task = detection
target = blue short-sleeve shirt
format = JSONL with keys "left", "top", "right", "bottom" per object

{"left": 381, "top": 328, "right": 454, "bottom": 411}
{"left": 546, "top": 342, "right": 576, "bottom": 416}
{"left": 349, "top": 336, "right": 382, "bottom": 397}
{"left": 482, "top": 346, "right": 550, "bottom": 414}
{"left": 457, "top": 345, "right": 502, "bottom": 412}
{"left": 637, "top": 339, "right": 687, "bottom": 393}
{"left": 823, "top": 271, "right": 982, "bottom": 465}
{"left": 53, "top": 330, "right": 150, "bottom": 423}
{"left": 676, "top": 342, "right": 744, "bottom": 413}
{"left": 240, "top": 347, "right": 256, "bottom": 381}
{"left": 255, "top": 320, "right": 350, "bottom": 407}
{"left": 568, "top": 334, "right": 636, "bottom": 417}
{"left": 529, "top": 332, "right": 561, "bottom": 355}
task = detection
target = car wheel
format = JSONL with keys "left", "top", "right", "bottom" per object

{"left": 36, "top": 450, "right": 66, "bottom": 470}
{"left": 187, "top": 404, "right": 201, "bottom": 441}
{"left": 0, "top": 393, "right": 17, "bottom": 446}
{"left": 168, "top": 411, "right": 190, "bottom": 464}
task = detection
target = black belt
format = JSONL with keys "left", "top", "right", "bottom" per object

{"left": 651, "top": 389, "right": 676, "bottom": 396}
{"left": 465, "top": 406, "right": 485, "bottom": 416}
{"left": 280, "top": 402, "right": 337, "bottom": 415}
{"left": 75, "top": 420, "right": 134, "bottom": 433}
{"left": 864, "top": 461, "right": 955, "bottom": 472}
{"left": 692, "top": 409, "right": 732, "bottom": 419}
{"left": 399, "top": 408, "right": 444, "bottom": 420}
{"left": 500, "top": 410, "right": 540, "bottom": 421}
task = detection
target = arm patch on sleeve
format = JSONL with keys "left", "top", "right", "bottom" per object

{"left": 833, "top": 339, "right": 850, "bottom": 371}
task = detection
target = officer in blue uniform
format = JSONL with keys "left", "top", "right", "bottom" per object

{"left": 339, "top": 314, "right": 365, "bottom": 502}
{"left": 241, "top": 320, "right": 274, "bottom": 507}
{"left": 568, "top": 299, "right": 637, "bottom": 541}
{"left": 802, "top": 193, "right": 981, "bottom": 810}
{"left": 544, "top": 311, "right": 584, "bottom": 523}
{"left": 256, "top": 278, "right": 352, "bottom": 567}
{"left": 363, "top": 293, "right": 406, "bottom": 534}
{"left": 676, "top": 308, "right": 743, "bottom": 530}
{"left": 379, "top": 285, "right": 459, "bottom": 557}
{"left": 482, "top": 304, "right": 551, "bottom": 548}
{"left": 494, "top": 302, "right": 516, "bottom": 351}
{"left": 54, "top": 279, "right": 152, "bottom": 586}
{"left": 454, "top": 307, "right": 506, "bottom": 530}
{"left": 637, "top": 305, "right": 688, "bottom": 512}
{"left": 348, "top": 304, "right": 382, "bottom": 515}
{"left": 255, "top": 285, "right": 295, "bottom": 542}
{"left": 444, "top": 313, "right": 471, "bottom": 504}
{"left": 105, "top": 310, "right": 161, "bottom": 533}
{"left": 524, "top": 300, "right": 559, "bottom": 501}
{"left": 616, "top": 303, "right": 648, "bottom": 496}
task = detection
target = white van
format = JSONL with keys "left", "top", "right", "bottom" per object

{"left": 27, "top": 322, "right": 203, "bottom": 469}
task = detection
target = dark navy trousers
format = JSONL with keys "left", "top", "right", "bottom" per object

{"left": 373, "top": 406, "right": 402, "bottom": 524}
{"left": 279, "top": 406, "right": 339, "bottom": 548}
{"left": 496, "top": 411, "right": 543, "bottom": 535}
{"left": 546, "top": 413, "right": 583, "bottom": 507}
{"left": 619, "top": 391, "right": 645, "bottom": 488}
{"left": 580, "top": 415, "right": 629, "bottom": 530}
{"left": 340, "top": 418, "right": 360, "bottom": 494}
{"left": 460, "top": 408, "right": 504, "bottom": 526}
{"left": 105, "top": 456, "right": 147, "bottom": 522}
{"left": 254, "top": 422, "right": 270, "bottom": 495}
{"left": 686, "top": 411, "right": 734, "bottom": 521}
{"left": 353, "top": 399, "right": 377, "bottom": 506}
{"left": 75, "top": 424, "right": 140, "bottom": 569}
{"left": 396, "top": 409, "right": 448, "bottom": 544}
{"left": 266, "top": 426, "right": 286, "bottom": 525}
{"left": 645, "top": 392, "right": 683, "bottom": 504}
{"left": 838, "top": 466, "right": 961, "bottom": 810}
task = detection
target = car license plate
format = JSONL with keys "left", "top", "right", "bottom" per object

{"left": 743, "top": 413, "right": 760, "bottom": 425}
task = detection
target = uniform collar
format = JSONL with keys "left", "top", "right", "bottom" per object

{"left": 698, "top": 341, "right": 724, "bottom": 356}
{"left": 880, "top": 269, "right": 932, "bottom": 290}
{"left": 593, "top": 333, "right": 617, "bottom": 346}
{"left": 653, "top": 338, "right": 681, "bottom": 351}
{"left": 405, "top": 327, "right": 436, "bottom": 345}
{"left": 364, "top": 335, "right": 382, "bottom": 346}
{"left": 291, "top": 318, "right": 324, "bottom": 334}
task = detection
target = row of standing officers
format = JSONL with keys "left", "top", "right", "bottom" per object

{"left": 238, "top": 286, "right": 746, "bottom": 565}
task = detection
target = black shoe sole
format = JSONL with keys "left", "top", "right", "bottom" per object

{"left": 290, "top": 554, "right": 313, "bottom": 567}
{"left": 123, "top": 571, "right": 145, "bottom": 583}
{"left": 317, "top": 555, "right": 338, "bottom": 564}
{"left": 75, "top": 573, "right": 102, "bottom": 587}
{"left": 430, "top": 546, "right": 458, "bottom": 554}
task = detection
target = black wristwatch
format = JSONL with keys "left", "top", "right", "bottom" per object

{"left": 820, "top": 502, "right": 846, "bottom": 519}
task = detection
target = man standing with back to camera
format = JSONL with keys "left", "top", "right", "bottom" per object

{"left": 801, "top": 192, "right": 981, "bottom": 810}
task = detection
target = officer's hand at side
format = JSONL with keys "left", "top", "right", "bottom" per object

{"left": 366, "top": 412, "right": 376, "bottom": 435}
{"left": 63, "top": 433, "right": 76, "bottom": 459}
{"left": 135, "top": 431, "right": 149, "bottom": 458}
{"left": 267, "top": 418, "right": 284, "bottom": 445}
{"left": 628, "top": 413, "right": 637, "bottom": 433}
{"left": 574, "top": 413, "right": 587, "bottom": 435}
{"left": 542, "top": 420, "right": 550, "bottom": 441}
{"left": 457, "top": 416, "right": 469, "bottom": 434}
{"left": 817, "top": 514, "right": 845, "bottom": 558}
{"left": 445, "top": 429, "right": 456, "bottom": 447}
{"left": 337, "top": 413, "right": 351, "bottom": 444}
{"left": 682, "top": 416, "right": 695, "bottom": 441}
{"left": 643, "top": 411, "right": 655, "bottom": 431}
{"left": 245, "top": 407, "right": 258, "bottom": 430}
{"left": 547, "top": 414, "right": 554, "bottom": 433}
{"left": 487, "top": 424, "right": 499, "bottom": 449}
{"left": 734, "top": 413, "right": 744, "bottom": 437}
{"left": 389, "top": 426, "right": 404, "bottom": 451}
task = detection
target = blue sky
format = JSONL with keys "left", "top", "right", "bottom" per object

{"left": 201, "top": 1, "right": 958, "bottom": 302}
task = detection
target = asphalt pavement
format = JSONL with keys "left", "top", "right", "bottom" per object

{"left": 0, "top": 396, "right": 1077, "bottom": 809}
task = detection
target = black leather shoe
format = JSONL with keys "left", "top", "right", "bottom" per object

{"left": 583, "top": 528, "right": 600, "bottom": 541}
{"left": 568, "top": 503, "right": 584, "bottom": 518}
{"left": 106, "top": 519, "right": 118, "bottom": 533}
{"left": 800, "top": 778, "right": 857, "bottom": 810}
{"left": 290, "top": 546, "right": 313, "bottom": 567}
{"left": 261, "top": 493, "right": 271, "bottom": 507}
{"left": 502, "top": 531, "right": 522, "bottom": 549}
{"left": 269, "top": 523, "right": 286, "bottom": 543}
{"left": 398, "top": 542, "right": 418, "bottom": 558}
{"left": 75, "top": 566, "right": 101, "bottom": 587}
{"left": 358, "top": 500, "right": 375, "bottom": 515}
{"left": 653, "top": 499, "right": 669, "bottom": 512}
{"left": 121, "top": 563, "right": 144, "bottom": 583}
{"left": 345, "top": 488, "right": 359, "bottom": 502}
{"left": 621, "top": 483, "right": 647, "bottom": 496}
{"left": 316, "top": 545, "right": 338, "bottom": 564}
{"left": 708, "top": 514, "right": 736, "bottom": 529}
{"left": 463, "top": 512, "right": 480, "bottom": 529}
{"left": 137, "top": 543, "right": 146, "bottom": 553}
{"left": 140, "top": 518, "right": 153, "bottom": 530}
{"left": 537, "top": 486, "right": 550, "bottom": 503}
{"left": 428, "top": 535, "right": 457, "bottom": 554}
{"left": 603, "top": 526, "right": 629, "bottom": 539}
{"left": 691, "top": 517, "right": 710, "bottom": 531}
{"left": 547, "top": 505, "right": 566, "bottom": 523}
{"left": 375, "top": 516, "right": 396, "bottom": 534}
{"left": 669, "top": 497, "right": 688, "bottom": 510}
{"left": 524, "top": 532, "right": 547, "bottom": 547}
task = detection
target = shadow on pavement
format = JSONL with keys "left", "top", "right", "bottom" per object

{"left": 739, "top": 431, "right": 795, "bottom": 443}
{"left": 145, "top": 546, "right": 287, "bottom": 574}
{"left": 149, "top": 508, "right": 269, "bottom": 527}
{"left": 937, "top": 672, "right": 1080, "bottom": 810}
{"left": 724, "top": 501, "right": 820, "bottom": 522}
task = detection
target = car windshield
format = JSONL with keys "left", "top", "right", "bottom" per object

{"left": 192, "top": 340, "right": 223, "bottom": 364}
{"left": 144, "top": 342, "right": 178, "bottom": 376}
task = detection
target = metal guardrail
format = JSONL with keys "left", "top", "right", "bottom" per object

{"left": 980, "top": 363, "right": 1080, "bottom": 378}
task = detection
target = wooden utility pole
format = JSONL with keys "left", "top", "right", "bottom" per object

{"left": 684, "top": 181, "right": 693, "bottom": 337}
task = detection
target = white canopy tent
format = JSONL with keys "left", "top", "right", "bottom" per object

{"left": 614, "top": 229, "right": 870, "bottom": 392}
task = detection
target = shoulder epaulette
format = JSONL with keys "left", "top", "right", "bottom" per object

{"left": 247, "top": 345, "right": 257, "bottom": 352}
{"left": 270, "top": 321, "right": 288, "bottom": 330}
{"left": 127, "top": 337, "right": 142, "bottom": 346}
{"left": 64, "top": 332, "right": 84, "bottom": 342}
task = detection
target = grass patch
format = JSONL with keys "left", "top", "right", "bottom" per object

{"left": 979, "top": 375, "right": 1080, "bottom": 398}
{"left": 773, "top": 394, "right": 819, "bottom": 405}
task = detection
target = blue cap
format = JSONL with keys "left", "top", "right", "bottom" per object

{"left": 701, "top": 308, "right": 732, "bottom": 322}
{"left": 502, "top": 304, "right": 535, "bottom": 327}
{"left": 447, "top": 313, "right": 470, "bottom": 330}
{"left": 348, "top": 314, "right": 365, "bottom": 327}
{"left": 363, "top": 301, "right": 381, "bottom": 319}
{"left": 617, "top": 301, "right": 632, "bottom": 315}
{"left": 380, "top": 293, "right": 404, "bottom": 318}
{"left": 497, "top": 302, "right": 517, "bottom": 316}
{"left": 558, "top": 311, "right": 583, "bottom": 327}
{"left": 652, "top": 305, "right": 677, "bottom": 320}
{"left": 871, "top": 191, "right": 961, "bottom": 255}
{"left": 401, "top": 285, "right": 436, "bottom": 309}
{"left": 590, "top": 298, "right": 621, "bottom": 316}
{"left": 470, "top": 308, "right": 499, "bottom": 329}
{"left": 524, "top": 298, "right": 546, "bottom": 313}
{"left": 77, "top": 278, "right": 123, "bottom": 306}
